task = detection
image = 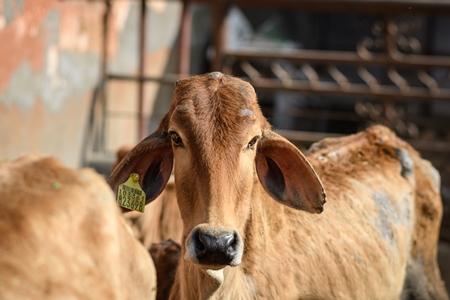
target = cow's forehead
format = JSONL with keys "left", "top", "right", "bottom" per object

{"left": 173, "top": 73, "right": 257, "bottom": 108}
{"left": 170, "top": 74, "right": 260, "bottom": 143}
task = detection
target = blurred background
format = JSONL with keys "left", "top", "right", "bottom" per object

{"left": 1, "top": 0, "right": 449, "bottom": 292}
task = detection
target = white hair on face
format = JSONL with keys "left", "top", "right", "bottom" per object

{"left": 240, "top": 108, "right": 254, "bottom": 117}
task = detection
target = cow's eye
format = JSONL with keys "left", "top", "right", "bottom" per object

{"left": 246, "top": 136, "right": 260, "bottom": 151}
{"left": 169, "top": 131, "right": 184, "bottom": 147}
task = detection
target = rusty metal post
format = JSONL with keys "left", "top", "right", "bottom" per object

{"left": 212, "top": 2, "right": 228, "bottom": 72}
{"left": 98, "top": 0, "right": 111, "bottom": 152}
{"left": 138, "top": 0, "right": 147, "bottom": 141}
{"left": 383, "top": 13, "right": 396, "bottom": 129}
{"left": 179, "top": 0, "right": 191, "bottom": 76}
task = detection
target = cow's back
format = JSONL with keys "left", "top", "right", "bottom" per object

{"left": 302, "top": 125, "right": 447, "bottom": 299}
{"left": 0, "top": 155, "right": 156, "bottom": 299}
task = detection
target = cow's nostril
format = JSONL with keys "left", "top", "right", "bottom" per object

{"left": 223, "top": 234, "right": 235, "bottom": 248}
{"left": 194, "top": 231, "right": 206, "bottom": 254}
{"left": 197, "top": 242, "right": 205, "bottom": 252}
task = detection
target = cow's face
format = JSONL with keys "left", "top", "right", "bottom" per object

{"left": 108, "top": 72, "right": 325, "bottom": 272}
{"left": 167, "top": 72, "right": 265, "bottom": 269}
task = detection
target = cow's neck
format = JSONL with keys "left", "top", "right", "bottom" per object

{"left": 246, "top": 184, "right": 287, "bottom": 249}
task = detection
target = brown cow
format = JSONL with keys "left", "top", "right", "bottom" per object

{"left": 0, "top": 155, "right": 156, "bottom": 299}
{"left": 108, "top": 72, "right": 448, "bottom": 299}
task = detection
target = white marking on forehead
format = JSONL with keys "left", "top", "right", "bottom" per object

{"left": 211, "top": 71, "right": 223, "bottom": 78}
{"left": 240, "top": 108, "right": 254, "bottom": 117}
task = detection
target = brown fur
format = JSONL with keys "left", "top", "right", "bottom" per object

{"left": 308, "top": 126, "right": 447, "bottom": 300}
{"left": 0, "top": 155, "right": 156, "bottom": 299}
{"left": 108, "top": 73, "right": 448, "bottom": 300}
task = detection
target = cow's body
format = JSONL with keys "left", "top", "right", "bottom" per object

{"left": 109, "top": 73, "right": 448, "bottom": 300}
{"left": 0, "top": 155, "right": 156, "bottom": 299}
{"left": 308, "top": 127, "right": 446, "bottom": 300}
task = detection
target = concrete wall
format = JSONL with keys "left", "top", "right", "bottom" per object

{"left": 0, "top": 0, "right": 181, "bottom": 167}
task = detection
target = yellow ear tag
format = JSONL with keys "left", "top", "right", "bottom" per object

{"left": 117, "top": 173, "right": 146, "bottom": 213}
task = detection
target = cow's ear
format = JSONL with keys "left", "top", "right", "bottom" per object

{"left": 255, "top": 130, "right": 326, "bottom": 213}
{"left": 107, "top": 132, "right": 173, "bottom": 208}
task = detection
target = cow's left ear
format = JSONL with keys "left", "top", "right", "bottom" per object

{"left": 255, "top": 130, "right": 326, "bottom": 213}
{"left": 107, "top": 132, "right": 173, "bottom": 210}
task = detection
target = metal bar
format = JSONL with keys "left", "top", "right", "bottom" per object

{"left": 98, "top": 0, "right": 111, "bottom": 152}
{"left": 50, "top": 0, "right": 175, "bottom": 1}
{"left": 81, "top": 80, "right": 103, "bottom": 167}
{"left": 381, "top": 13, "right": 396, "bottom": 128}
{"left": 107, "top": 73, "right": 186, "bottom": 83}
{"left": 262, "top": 107, "right": 365, "bottom": 122}
{"left": 387, "top": 68, "right": 409, "bottom": 92}
{"left": 381, "top": 98, "right": 395, "bottom": 127}
{"left": 328, "top": 65, "right": 350, "bottom": 91}
{"left": 107, "top": 111, "right": 142, "bottom": 118}
{"left": 278, "top": 130, "right": 343, "bottom": 144}
{"left": 212, "top": 1, "right": 229, "bottom": 71}
{"left": 278, "top": 129, "right": 450, "bottom": 153}
{"left": 240, "top": 61, "right": 261, "bottom": 80}
{"left": 264, "top": 106, "right": 450, "bottom": 128}
{"left": 417, "top": 69, "right": 439, "bottom": 96}
{"left": 187, "top": 0, "right": 450, "bottom": 14}
{"left": 138, "top": 0, "right": 147, "bottom": 141}
{"left": 247, "top": 77, "right": 450, "bottom": 102}
{"left": 301, "top": 64, "right": 319, "bottom": 88}
{"left": 408, "top": 140, "right": 450, "bottom": 153}
{"left": 179, "top": 0, "right": 192, "bottom": 76}
{"left": 402, "top": 115, "right": 450, "bottom": 129}
{"left": 271, "top": 62, "right": 293, "bottom": 86}
{"left": 225, "top": 49, "right": 450, "bottom": 69}
{"left": 59, "top": 0, "right": 450, "bottom": 14}
{"left": 357, "top": 67, "right": 380, "bottom": 91}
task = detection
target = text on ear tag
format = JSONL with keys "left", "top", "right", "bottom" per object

{"left": 117, "top": 173, "right": 146, "bottom": 213}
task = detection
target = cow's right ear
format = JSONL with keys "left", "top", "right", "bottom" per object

{"left": 255, "top": 130, "right": 326, "bottom": 214}
{"left": 107, "top": 132, "right": 173, "bottom": 208}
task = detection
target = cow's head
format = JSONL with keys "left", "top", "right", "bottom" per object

{"left": 108, "top": 72, "right": 326, "bottom": 272}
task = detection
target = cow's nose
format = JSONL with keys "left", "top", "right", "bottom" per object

{"left": 197, "top": 231, "right": 236, "bottom": 254}
{"left": 191, "top": 227, "right": 240, "bottom": 266}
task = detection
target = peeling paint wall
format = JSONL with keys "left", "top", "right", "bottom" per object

{"left": 0, "top": 0, "right": 181, "bottom": 167}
